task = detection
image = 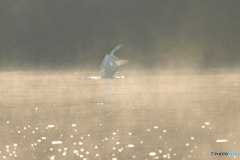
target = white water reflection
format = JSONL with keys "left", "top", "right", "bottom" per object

{"left": 0, "top": 70, "right": 239, "bottom": 159}
{"left": 86, "top": 76, "right": 125, "bottom": 79}
{"left": 216, "top": 139, "right": 229, "bottom": 143}
{"left": 51, "top": 141, "right": 62, "bottom": 145}
{"left": 128, "top": 144, "right": 134, "bottom": 148}
{"left": 149, "top": 152, "right": 156, "bottom": 156}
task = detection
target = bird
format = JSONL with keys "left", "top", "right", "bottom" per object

{"left": 100, "top": 45, "right": 128, "bottom": 78}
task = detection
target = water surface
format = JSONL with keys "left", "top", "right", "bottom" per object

{"left": 0, "top": 70, "right": 239, "bottom": 160}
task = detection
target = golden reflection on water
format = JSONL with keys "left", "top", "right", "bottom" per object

{"left": 0, "top": 70, "right": 239, "bottom": 159}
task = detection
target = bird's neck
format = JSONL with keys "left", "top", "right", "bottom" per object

{"left": 110, "top": 48, "right": 119, "bottom": 55}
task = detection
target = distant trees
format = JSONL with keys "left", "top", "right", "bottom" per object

{"left": 0, "top": 0, "right": 239, "bottom": 70}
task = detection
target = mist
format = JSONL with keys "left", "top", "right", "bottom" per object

{"left": 1, "top": 0, "right": 240, "bottom": 70}
{"left": 1, "top": 1, "right": 240, "bottom": 159}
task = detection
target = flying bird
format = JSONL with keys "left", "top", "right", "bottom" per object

{"left": 100, "top": 45, "right": 128, "bottom": 78}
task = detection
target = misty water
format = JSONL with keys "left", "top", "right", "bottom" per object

{"left": 0, "top": 70, "right": 239, "bottom": 160}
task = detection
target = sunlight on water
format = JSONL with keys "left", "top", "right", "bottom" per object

{"left": 86, "top": 76, "right": 100, "bottom": 79}
{"left": 149, "top": 152, "right": 156, "bottom": 156}
{"left": 86, "top": 76, "right": 125, "bottom": 79}
{"left": 0, "top": 70, "right": 239, "bottom": 159}
{"left": 216, "top": 139, "right": 229, "bottom": 143}
{"left": 51, "top": 141, "right": 62, "bottom": 145}
{"left": 128, "top": 144, "right": 134, "bottom": 148}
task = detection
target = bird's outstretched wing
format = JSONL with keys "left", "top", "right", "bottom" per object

{"left": 100, "top": 54, "right": 109, "bottom": 72}
{"left": 116, "top": 59, "right": 129, "bottom": 66}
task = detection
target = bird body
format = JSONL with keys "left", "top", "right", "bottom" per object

{"left": 100, "top": 45, "right": 128, "bottom": 78}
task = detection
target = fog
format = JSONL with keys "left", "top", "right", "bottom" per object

{"left": 0, "top": 0, "right": 240, "bottom": 70}
{"left": 1, "top": 2, "right": 240, "bottom": 159}
{"left": 1, "top": 71, "right": 239, "bottom": 159}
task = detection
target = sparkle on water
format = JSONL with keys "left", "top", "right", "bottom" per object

{"left": 216, "top": 139, "right": 229, "bottom": 143}
{"left": 149, "top": 152, "right": 157, "bottom": 156}
{"left": 0, "top": 70, "right": 239, "bottom": 159}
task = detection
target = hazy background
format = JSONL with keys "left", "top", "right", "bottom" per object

{"left": 1, "top": 0, "right": 240, "bottom": 71}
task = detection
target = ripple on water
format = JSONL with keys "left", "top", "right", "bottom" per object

{"left": 0, "top": 71, "right": 239, "bottom": 159}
